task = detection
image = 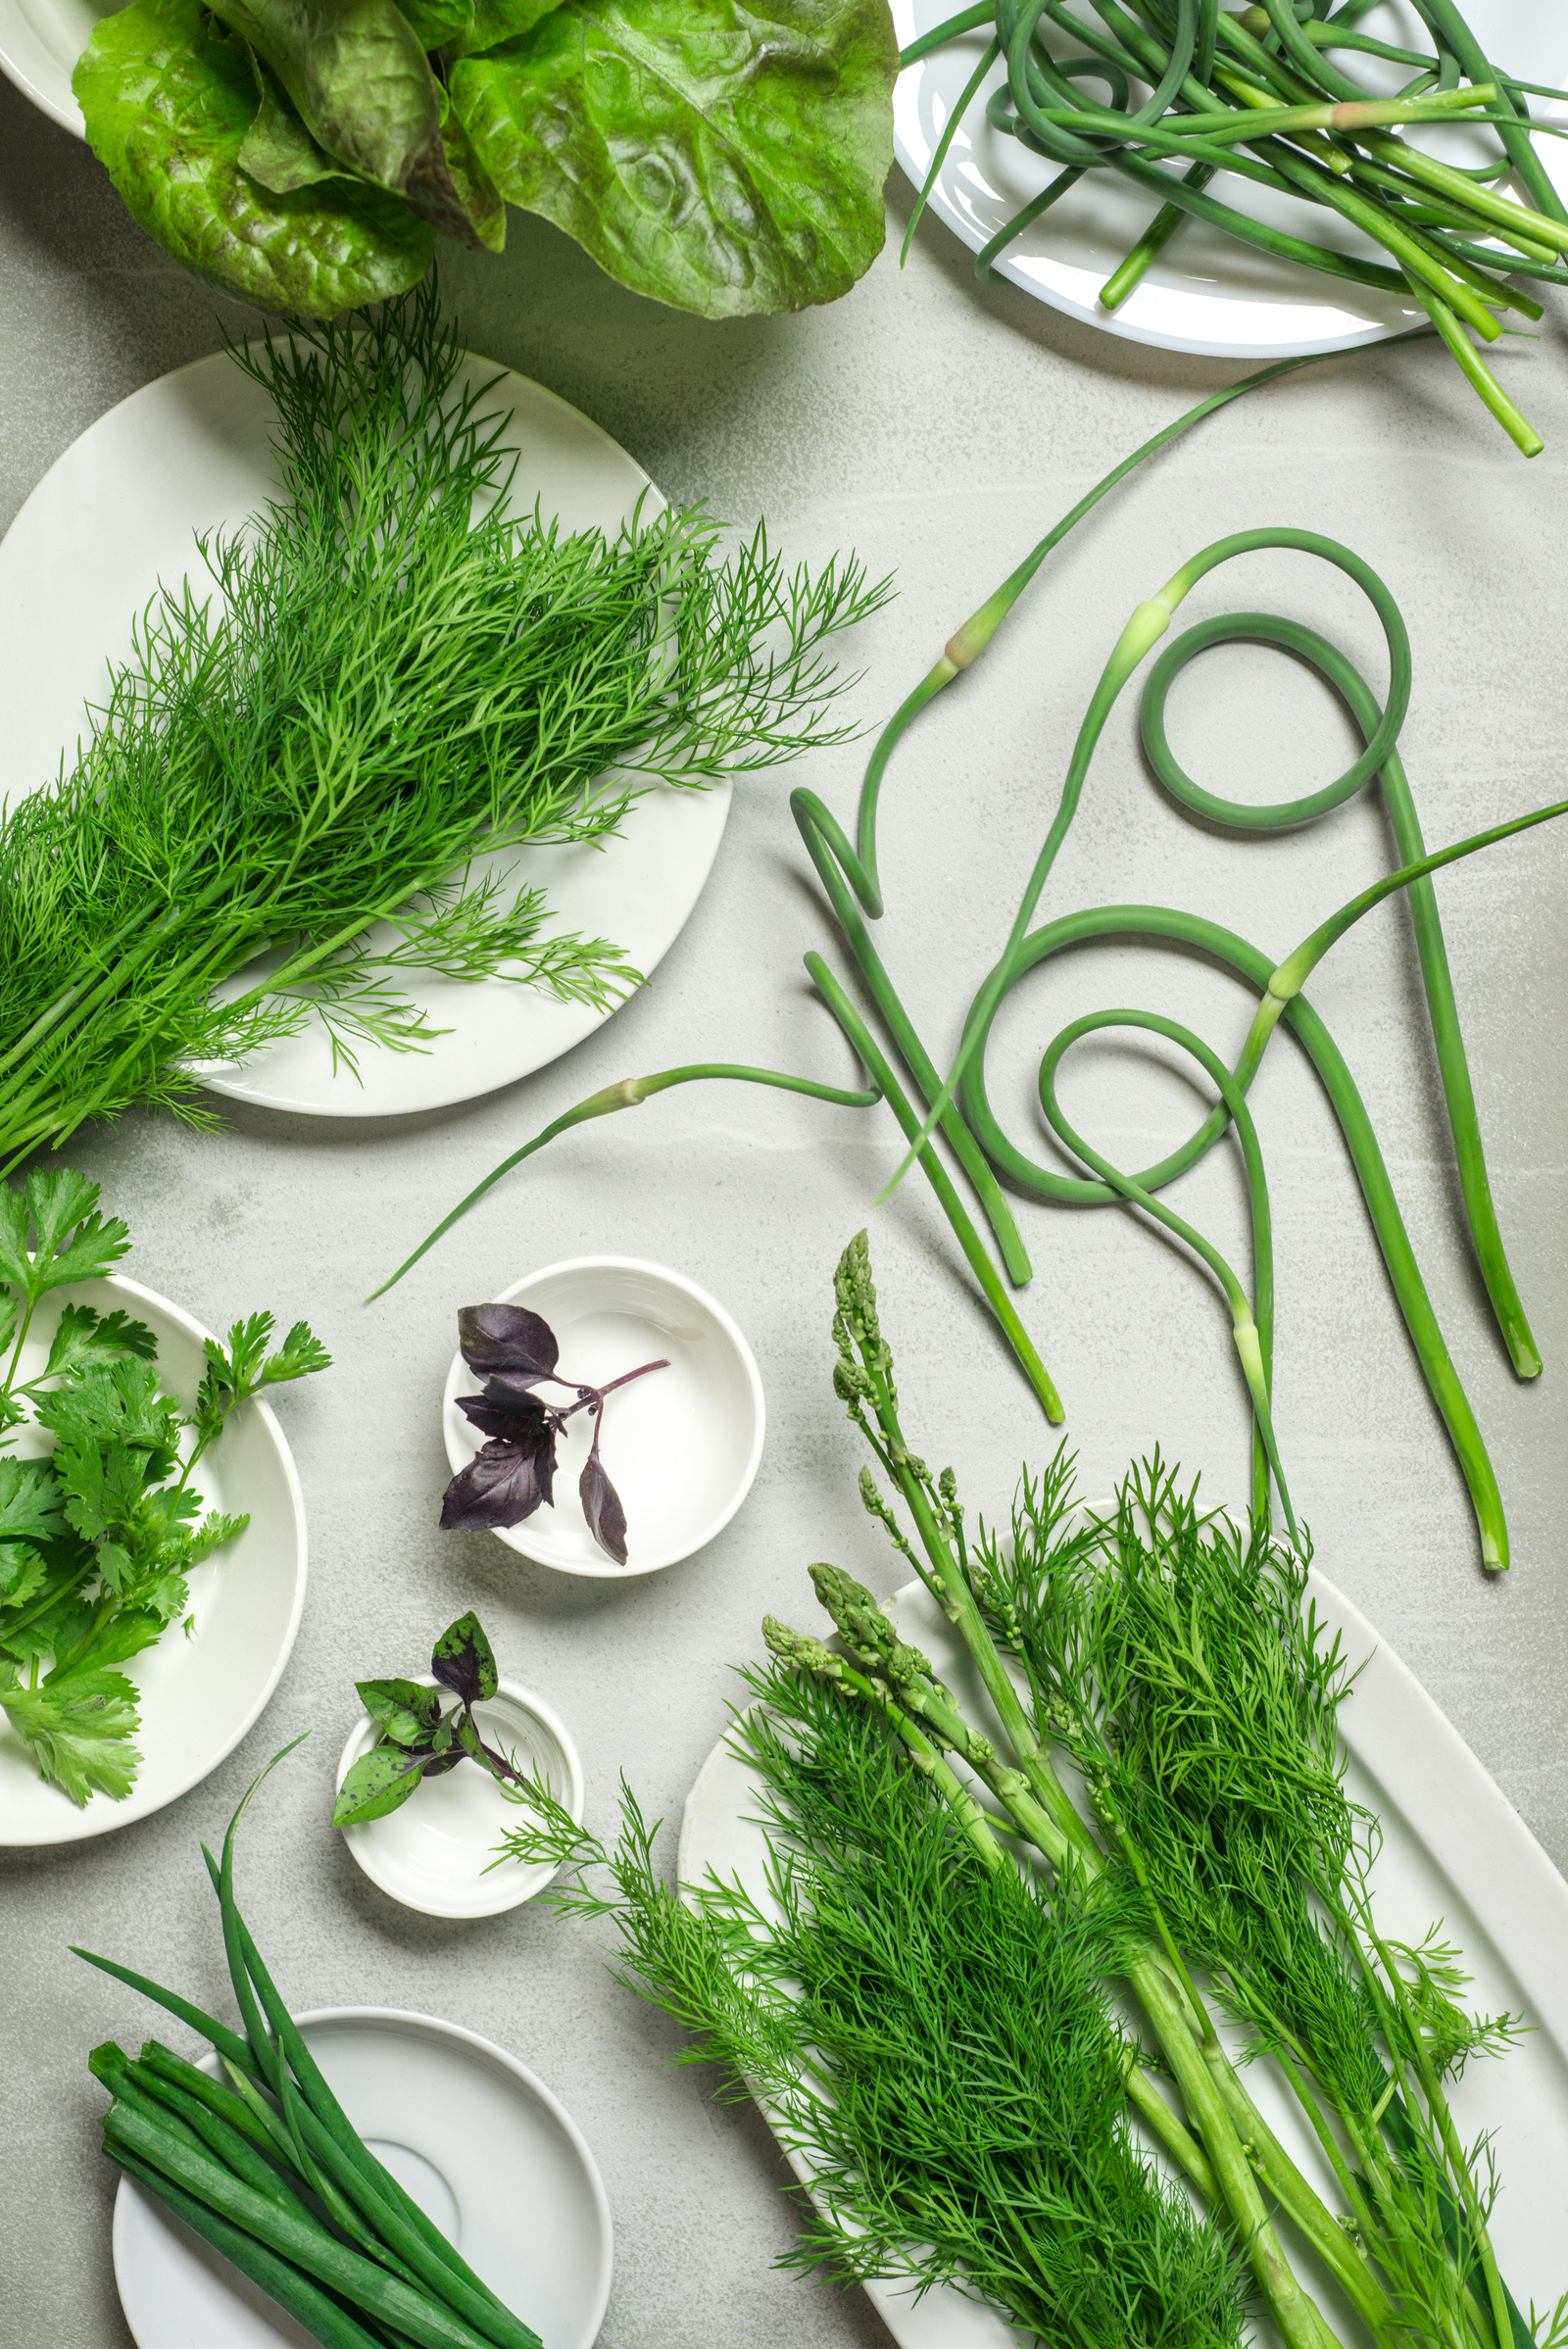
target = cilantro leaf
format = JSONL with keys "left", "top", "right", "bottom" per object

{"left": 36, "top": 1303, "right": 158, "bottom": 1386}
{"left": 35, "top": 1361, "right": 184, "bottom": 1481}
{"left": 0, "top": 1456, "right": 64, "bottom": 1548}
{"left": 0, "top": 1664, "right": 141, "bottom": 1806}
{"left": 195, "top": 1314, "right": 331, "bottom": 1444}
{"left": 55, "top": 1440, "right": 154, "bottom": 1546}
{"left": 0, "top": 1170, "right": 131, "bottom": 1309}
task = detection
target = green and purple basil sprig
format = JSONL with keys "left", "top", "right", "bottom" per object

{"left": 440, "top": 1300, "right": 665, "bottom": 1566}
{"left": 333, "top": 1608, "right": 530, "bottom": 1827}
{"left": 73, "top": 0, "right": 900, "bottom": 321}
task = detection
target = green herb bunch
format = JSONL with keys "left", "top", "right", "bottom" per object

{"left": 500, "top": 1235, "right": 1564, "bottom": 2349}
{"left": 72, "top": 0, "right": 900, "bottom": 319}
{"left": 0, "top": 1168, "right": 328, "bottom": 1807}
{"left": 0, "top": 285, "right": 888, "bottom": 1175}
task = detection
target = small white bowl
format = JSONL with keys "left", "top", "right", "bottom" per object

{"left": 336, "top": 1676, "right": 583, "bottom": 1920}
{"left": 0, "top": 0, "right": 98, "bottom": 137}
{"left": 441, "top": 1256, "right": 765, "bottom": 1579}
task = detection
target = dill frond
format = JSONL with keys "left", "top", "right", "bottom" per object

{"left": 0, "top": 278, "right": 890, "bottom": 1165}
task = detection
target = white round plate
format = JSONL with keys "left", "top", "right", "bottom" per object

{"left": 442, "top": 1257, "right": 765, "bottom": 1579}
{"left": 0, "top": 350, "right": 730, "bottom": 1118}
{"left": 894, "top": 0, "right": 1568, "bottom": 358}
{"left": 680, "top": 1568, "right": 1568, "bottom": 2348}
{"left": 0, "top": 1273, "right": 306, "bottom": 1845}
{"left": 112, "top": 2006, "right": 613, "bottom": 2349}
{"left": 336, "top": 1672, "right": 585, "bottom": 1918}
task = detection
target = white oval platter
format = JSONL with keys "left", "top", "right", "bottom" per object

{"left": 113, "top": 2005, "right": 613, "bottom": 2349}
{"left": 680, "top": 1568, "right": 1568, "bottom": 2348}
{"left": 893, "top": 0, "right": 1568, "bottom": 359}
{"left": 0, "top": 348, "right": 730, "bottom": 1118}
{"left": 0, "top": 1272, "right": 307, "bottom": 1845}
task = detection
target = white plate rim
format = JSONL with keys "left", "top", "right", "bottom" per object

{"left": 441, "top": 1254, "right": 767, "bottom": 1581}
{"left": 111, "top": 2002, "right": 614, "bottom": 2349}
{"left": 0, "top": 1268, "right": 308, "bottom": 1848}
{"left": 334, "top": 1672, "right": 586, "bottom": 1918}
{"left": 678, "top": 1560, "right": 1568, "bottom": 2348}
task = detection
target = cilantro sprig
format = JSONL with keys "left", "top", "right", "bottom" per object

{"left": 0, "top": 1170, "right": 329, "bottom": 1809}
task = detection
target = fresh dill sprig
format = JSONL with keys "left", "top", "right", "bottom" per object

{"left": 0, "top": 278, "right": 890, "bottom": 1168}
{"left": 500, "top": 1700, "right": 1250, "bottom": 2349}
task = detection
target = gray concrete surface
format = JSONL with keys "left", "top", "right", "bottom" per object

{"left": 3, "top": 65, "right": 1567, "bottom": 2349}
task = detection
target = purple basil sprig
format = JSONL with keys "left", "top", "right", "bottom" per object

{"left": 439, "top": 1302, "right": 667, "bottom": 1566}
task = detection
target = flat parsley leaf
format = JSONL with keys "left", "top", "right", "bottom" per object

{"left": 0, "top": 1664, "right": 141, "bottom": 1806}
{"left": 0, "top": 1170, "right": 131, "bottom": 1308}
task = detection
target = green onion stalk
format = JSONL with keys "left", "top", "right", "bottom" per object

{"left": 900, "top": 0, "right": 1568, "bottom": 455}
{"left": 381, "top": 346, "right": 1560, "bottom": 1570}
{"left": 76, "top": 1747, "right": 547, "bottom": 2349}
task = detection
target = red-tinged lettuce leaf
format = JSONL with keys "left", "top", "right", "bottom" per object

{"left": 205, "top": 0, "right": 493, "bottom": 245}
{"left": 450, "top": 0, "right": 898, "bottom": 318}
{"left": 579, "top": 1445, "right": 627, "bottom": 1564}
{"left": 458, "top": 1302, "right": 560, "bottom": 1385}
{"left": 432, "top": 1611, "right": 500, "bottom": 1703}
{"left": 237, "top": 49, "right": 342, "bottom": 192}
{"left": 332, "top": 1743, "right": 431, "bottom": 1826}
{"left": 74, "top": 0, "right": 435, "bottom": 318}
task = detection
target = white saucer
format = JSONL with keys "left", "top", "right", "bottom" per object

{"left": 113, "top": 2006, "right": 613, "bottom": 2349}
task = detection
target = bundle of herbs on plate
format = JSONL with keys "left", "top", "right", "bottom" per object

{"left": 0, "top": 282, "right": 887, "bottom": 1175}
{"left": 502, "top": 1234, "right": 1566, "bottom": 2349}
{"left": 72, "top": 0, "right": 900, "bottom": 318}
{"left": 79, "top": 1755, "right": 547, "bottom": 2349}
{"left": 0, "top": 1167, "right": 327, "bottom": 1808}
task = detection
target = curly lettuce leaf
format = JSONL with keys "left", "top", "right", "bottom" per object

{"left": 451, "top": 0, "right": 897, "bottom": 316}
{"left": 74, "top": 0, "right": 435, "bottom": 316}
{"left": 455, "top": 0, "right": 562, "bottom": 59}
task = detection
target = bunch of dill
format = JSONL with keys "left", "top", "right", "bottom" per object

{"left": 0, "top": 280, "right": 887, "bottom": 1171}
{"left": 521, "top": 1681, "right": 1248, "bottom": 2349}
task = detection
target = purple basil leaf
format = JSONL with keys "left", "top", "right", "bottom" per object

{"left": 456, "top": 1387, "right": 550, "bottom": 1444}
{"left": 431, "top": 1612, "right": 499, "bottom": 1705}
{"left": 439, "top": 1420, "right": 557, "bottom": 1531}
{"left": 458, "top": 1302, "right": 559, "bottom": 1386}
{"left": 422, "top": 1747, "right": 464, "bottom": 1779}
{"left": 579, "top": 1448, "right": 628, "bottom": 1566}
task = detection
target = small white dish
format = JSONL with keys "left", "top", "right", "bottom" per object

{"left": 0, "top": 1272, "right": 307, "bottom": 1846}
{"left": 336, "top": 1673, "right": 584, "bottom": 1919}
{"left": 112, "top": 2006, "right": 613, "bottom": 2349}
{"left": 442, "top": 1256, "right": 764, "bottom": 1579}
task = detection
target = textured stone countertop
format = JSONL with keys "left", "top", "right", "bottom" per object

{"left": 3, "top": 65, "right": 1567, "bottom": 2349}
